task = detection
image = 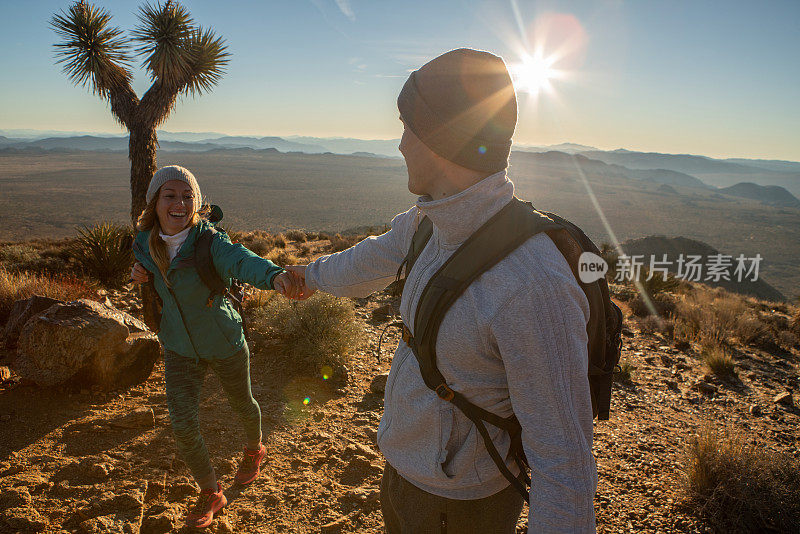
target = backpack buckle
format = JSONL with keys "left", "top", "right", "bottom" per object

{"left": 401, "top": 324, "right": 413, "bottom": 345}
{"left": 435, "top": 383, "right": 455, "bottom": 402}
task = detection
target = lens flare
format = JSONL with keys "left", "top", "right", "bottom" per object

{"left": 303, "top": 397, "right": 311, "bottom": 405}
{"left": 321, "top": 365, "right": 333, "bottom": 380}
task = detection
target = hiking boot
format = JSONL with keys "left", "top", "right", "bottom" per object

{"left": 235, "top": 443, "right": 266, "bottom": 485}
{"left": 185, "top": 483, "right": 226, "bottom": 528}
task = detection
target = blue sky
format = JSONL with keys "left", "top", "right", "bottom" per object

{"left": 1, "top": 0, "right": 798, "bottom": 160}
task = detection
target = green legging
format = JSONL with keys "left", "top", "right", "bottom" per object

{"left": 164, "top": 344, "right": 261, "bottom": 482}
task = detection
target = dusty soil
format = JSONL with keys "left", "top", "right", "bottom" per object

{"left": 1, "top": 241, "right": 798, "bottom": 533}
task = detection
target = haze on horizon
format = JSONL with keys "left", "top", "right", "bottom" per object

{"left": 1, "top": 0, "right": 798, "bottom": 162}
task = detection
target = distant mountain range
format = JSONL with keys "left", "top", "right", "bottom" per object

{"left": 2, "top": 130, "right": 798, "bottom": 203}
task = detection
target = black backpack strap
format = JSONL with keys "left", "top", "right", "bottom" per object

{"left": 411, "top": 199, "right": 559, "bottom": 391}
{"left": 194, "top": 228, "right": 228, "bottom": 307}
{"left": 395, "top": 216, "right": 433, "bottom": 288}
{"left": 400, "top": 198, "right": 560, "bottom": 500}
{"left": 194, "top": 227, "right": 251, "bottom": 340}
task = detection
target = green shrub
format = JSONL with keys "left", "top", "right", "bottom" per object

{"left": 249, "top": 293, "right": 365, "bottom": 380}
{"left": 0, "top": 268, "right": 94, "bottom": 323}
{"left": 683, "top": 424, "right": 800, "bottom": 532}
{"left": 72, "top": 222, "right": 134, "bottom": 288}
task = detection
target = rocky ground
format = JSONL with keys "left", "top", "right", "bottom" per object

{"left": 1, "top": 240, "right": 799, "bottom": 533}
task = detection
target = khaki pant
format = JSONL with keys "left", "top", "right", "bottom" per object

{"left": 380, "top": 462, "right": 525, "bottom": 534}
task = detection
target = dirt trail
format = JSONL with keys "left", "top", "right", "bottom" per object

{"left": 1, "top": 247, "right": 798, "bottom": 533}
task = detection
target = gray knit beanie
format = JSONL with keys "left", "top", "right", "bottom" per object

{"left": 397, "top": 48, "right": 517, "bottom": 173}
{"left": 146, "top": 165, "right": 202, "bottom": 213}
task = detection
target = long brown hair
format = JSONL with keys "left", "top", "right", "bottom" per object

{"left": 136, "top": 188, "right": 204, "bottom": 284}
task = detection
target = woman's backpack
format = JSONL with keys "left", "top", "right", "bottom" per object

{"left": 139, "top": 206, "right": 248, "bottom": 338}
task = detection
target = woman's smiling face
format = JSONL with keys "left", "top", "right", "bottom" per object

{"left": 156, "top": 180, "right": 196, "bottom": 235}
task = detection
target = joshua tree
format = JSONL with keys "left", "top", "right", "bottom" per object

{"left": 51, "top": 0, "right": 229, "bottom": 223}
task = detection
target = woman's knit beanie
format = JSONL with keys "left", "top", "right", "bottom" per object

{"left": 146, "top": 165, "right": 203, "bottom": 213}
{"left": 397, "top": 48, "right": 517, "bottom": 174}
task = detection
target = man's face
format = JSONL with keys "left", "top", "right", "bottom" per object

{"left": 398, "top": 117, "right": 439, "bottom": 197}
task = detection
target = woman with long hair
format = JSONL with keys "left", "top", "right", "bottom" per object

{"left": 131, "top": 165, "right": 299, "bottom": 528}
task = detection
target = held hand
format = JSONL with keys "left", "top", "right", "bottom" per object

{"left": 130, "top": 262, "right": 151, "bottom": 284}
{"left": 272, "top": 271, "right": 301, "bottom": 300}
{"left": 285, "top": 265, "right": 316, "bottom": 300}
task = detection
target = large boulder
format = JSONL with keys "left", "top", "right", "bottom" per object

{"left": 2, "top": 295, "right": 64, "bottom": 350}
{"left": 14, "top": 299, "right": 161, "bottom": 390}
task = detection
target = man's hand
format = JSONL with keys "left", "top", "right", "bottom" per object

{"left": 285, "top": 265, "right": 316, "bottom": 300}
{"left": 272, "top": 271, "right": 304, "bottom": 299}
{"left": 131, "top": 262, "right": 151, "bottom": 284}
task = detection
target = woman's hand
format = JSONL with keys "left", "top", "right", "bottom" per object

{"left": 130, "top": 262, "right": 151, "bottom": 284}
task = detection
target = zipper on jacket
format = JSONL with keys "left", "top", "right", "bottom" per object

{"left": 165, "top": 283, "right": 202, "bottom": 362}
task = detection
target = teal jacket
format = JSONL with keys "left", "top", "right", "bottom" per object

{"left": 133, "top": 219, "right": 284, "bottom": 361}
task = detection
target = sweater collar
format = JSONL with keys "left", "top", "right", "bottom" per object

{"left": 415, "top": 170, "right": 515, "bottom": 247}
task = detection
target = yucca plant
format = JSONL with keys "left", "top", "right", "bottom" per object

{"left": 51, "top": 0, "right": 230, "bottom": 223}
{"left": 72, "top": 222, "right": 133, "bottom": 288}
{"left": 52, "top": 0, "right": 229, "bottom": 312}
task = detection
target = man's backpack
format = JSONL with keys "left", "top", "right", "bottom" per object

{"left": 140, "top": 205, "right": 248, "bottom": 339}
{"left": 395, "top": 197, "right": 623, "bottom": 500}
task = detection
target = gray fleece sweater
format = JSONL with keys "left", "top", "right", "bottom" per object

{"left": 305, "top": 170, "right": 597, "bottom": 533}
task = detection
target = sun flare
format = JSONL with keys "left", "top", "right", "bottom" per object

{"left": 509, "top": 53, "right": 558, "bottom": 96}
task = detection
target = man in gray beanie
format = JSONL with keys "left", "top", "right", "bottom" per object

{"left": 288, "top": 48, "right": 597, "bottom": 533}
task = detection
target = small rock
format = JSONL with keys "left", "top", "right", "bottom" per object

{"left": 369, "top": 373, "right": 389, "bottom": 394}
{"left": 0, "top": 507, "right": 46, "bottom": 532}
{"left": 0, "top": 487, "right": 32, "bottom": 509}
{"left": 659, "top": 354, "right": 673, "bottom": 367}
{"left": 370, "top": 304, "right": 395, "bottom": 322}
{"left": 748, "top": 404, "right": 762, "bottom": 416}
{"left": 664, "top": 379, "right": 678, "bottom": 390}
{"left": 774, "top": 392, "right": 793, "bottom": 406}
{"left": 211, "top": 517, "right": 233, "bottom": 533}
{"left": 694, "top": 382, "right": 718, "bottom": 395}
{"left": 657, "top": 345, "right": 672, "bottom": 352}
{"left": 644, "top": 356, "right": 657, "bottom": 365}
{"left": 89, "top": 462, "right": 112, "bottom": 479}
{"left": 622, "top": 328, "right": 634, "bottom": 337}
{"left": 0, "top": 366, "right": 10, "bottom": 382}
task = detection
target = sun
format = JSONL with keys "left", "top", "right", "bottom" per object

{"left": 509, "top": 53, "right": 558, "bottom": 96}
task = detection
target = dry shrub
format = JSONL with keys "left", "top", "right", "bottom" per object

{"left": 792, "top": 308, "right": 800, "bottom": 337}
{"left": 0, "top": 268, "right": 94, "bottom": 323}
{"left": 297, "top": 244, "right": 312, "bottom": 258}
{"left": 673, "top": 288, "right": 749, "bottom": 347}
{"left": 285, "top": 230, "right": 307, "bottom": 243}
{"left": 242, "top": 289, "right": 277, "bottom": 310}
{"left": 630, "top": 292, "right": 676, "bottom": 318}
{"left": 701, "top": 344, "right": 736, "bottom": 378}
{"left": 266, "top": 249, "right": 300, "bottom": 267}
{"left": 273, "top": 234, "right": 287, "bottom": 249}
{"left": 613, "top": 357, "right": 635, "bottom": 384}
{"left": 237, "top": 230, "right": 275, "bottom": 257}
{"left": 0, "top": 245, "right": 40, "bottom": 268}
{"left": 249, "top": 293, "right": 365, "bottom": 380}
{"left": 329, "top": 233, "right": 361, "bottom": 253}
{"left": 638, "top": 315, "right": 674, "bottom": 337}
{"left": 777, "top": 330, "right": 799, "bottom": 351}
{"left": 683, "top": 424, "right": 800, "bottom": 533}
